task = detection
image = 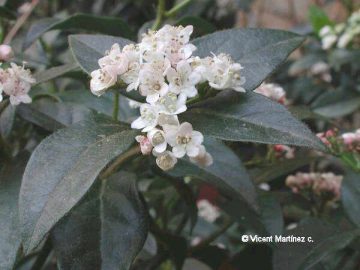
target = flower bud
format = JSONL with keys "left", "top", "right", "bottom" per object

{"left": 0, "top": 45, "right": 14, "bottom": 61}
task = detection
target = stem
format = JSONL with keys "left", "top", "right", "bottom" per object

{"left": 152, "top": 0, "right": 166, "bottom": 31}
{"left": 165, "top": 0, "right": 192, "bottom": 17}
{"left": 30, "top": 238, "right": 52, "bottom": 270}
{"left": 189, "top": 218, "right": 234, "bottom": 254}
{"left": 99, "top": 145, "right": 141, "bottom": 179}
{"left": 112, "top": 91, "right": 120, "bottom": 121}
{"left": 3, "top": 0, "right": 39, "bottom": 44}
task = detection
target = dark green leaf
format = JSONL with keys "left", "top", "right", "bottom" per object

{"left": 175, "top": 16, "right": 216, "bottom": 37}
{"left": 299, "top": 229, "right": 360, "bottom": 270}
{"left": 170, "top": 137, "right": 257, "bottom": 208}
{"left": 0, "top": 154, "right": 28, "bottom": 270}
{"left": 308, "top": 5, "right": 333, "bottom": 34}
{"left": 34, "top": 63, "right": 79, "bottom": 84}
{"left": 24, "top": 13, "right": 133, "bottom": 49}
{"left": 17, "top": 99, "right": 93, "bottom": 131}
{"left": 251, "top": 157, "right": 316, "bottom": 184}
{"left": 342, "top": 170, "right": 360, "bottom": 227}
{"left": 192, "top": 28, "right": 305, "bottom": 91}
{"left": 259, "top": 192, "right": 284, "bottom": 236}
{"left": 52, "top": 171, "right": 148, "bottom": 270}
{"left": 0, "top": 104, "right": 15, "bottom": 138}
{"left": 311, "top": 91, "right": 360, "bottom": 118}
{"left": 19, "top": 114, "right": 138, "bottom": 252}
{"left": 69, "top": 34, "right": 133, "bottom": 74}
{"left": 58, "top": 90, "right": 138, "bottom": 123}
{"left": 181, "top": 91, "right": 326, "bottom": 151}
{"left": 273, "top": 218, "right": 338, "bottom": 270}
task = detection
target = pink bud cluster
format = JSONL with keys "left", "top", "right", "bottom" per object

{"left": 286, "top": 172, "right": 343, "bottom": 201}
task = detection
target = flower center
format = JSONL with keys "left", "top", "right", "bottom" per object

{"left": 152, "top": 132, "right": 165, "bottom": 145}
{"left": 176, "top": 135, "right": 191, "bottom": 145}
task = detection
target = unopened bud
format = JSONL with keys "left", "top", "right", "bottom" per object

{"left": 0, "top": 45, "right": 14, "bottom": 61}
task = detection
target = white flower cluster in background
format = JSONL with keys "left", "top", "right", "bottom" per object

{"left": 90, "top": 25, "right": 246, "bottom": 171}
{"left": 197, "top": 199, "right": 220, "bottom": 223}
{"left": 0, "top": 62, "right": 35, "bottom": 105}
{"left": 319, "top": 9, "right": 360, "bottom": 50}
{"left": 254, "top": 83, "right": 287, "bottom": 104}
{"left": 286, "top": 172, "right": 343, "bottom": 201}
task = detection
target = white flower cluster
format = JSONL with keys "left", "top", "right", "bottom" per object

{"left": 341, "top": 128, "right": 360, "bottom": 152}
{"left": 90, "top": 25, "right": 246, "bottom": 171}
{"left": 319, "top": 10, "right": 360, "bottom": 50}
{"left": 0, "top": 62, "right": 35, "bottom": 105}
{"left": 254, "top": 83, "right": 287, "bottom": 104}
{"left": 286, "top": 172, "right": 343, "bottom": 201}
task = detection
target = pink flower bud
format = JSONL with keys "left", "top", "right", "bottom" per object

{"left": 0, "top": 45, "right": 14, "bottom": 61}
{"left": 135, "top": 135, "right": 153, "bottom": 155}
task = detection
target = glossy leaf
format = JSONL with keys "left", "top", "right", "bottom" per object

{"left": 273, "top": 218, "right": 339, "bottom": 270}
{"left": 299, "top": 229, "right": 360, "bottom": 270}
{"left": 0, "top": 104, "right": 15, "bottom": 138}
{"left": 24, "top": 14, "right": 133, "bottom": 49}
{"left": 181, "top": 91, "right": 326, "bottom": 151}
{"left": 69, "top": 34, "right": 133, "bottom": 74}
{"left": 52, "top": 171, "right": 148, "bottom": 270}
{"left": 19, "top": 114, "right": 138, "bottom": 253}
{"left": 259, "top": 192, "right": 284, "bottom": 236}
{"left": 0, "top": 154, "right": 28, "bottom": 270}
{"left": 169, "top": 137, "right": 257, "bottom": 208}
{"left": 34, "top": 63, "right": 79, "bottom": 84}
{"left": 192, "top": 28, "right": 305, "bottom": 91}
{"left": 342, "top": 170, "right": 360, "bottom": 227}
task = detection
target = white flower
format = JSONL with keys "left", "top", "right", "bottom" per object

{"left": 135, "top": 135, "right": 153, "bottom": 155}
{"left": 163, "top": 122, "right": 204, "bottom": 158}
{"left": 190, "top": 145, "right": 213, "bottom": 167}
{"left": 139, "top": 65, "right": 169, "bottom": 104}
{"left": 127, "top": 98, "right": 142, "bottom": 109}
{"left": 0, "top": 63, "right": 35, "bottom": 105}
{"left": 197, "top": 199, "right": 220, "bottom": 223}
{"left": 157, "top": 114, "right": 179, "bottom": 127}
{"left": 156, "top": 92, "right": 187, "bottom": 115}
{"left": 148, "top": 128, "right": 167, "bottom": 153}
{"left": 337, "top": 32, "right": 353, "bottom": 48}
{"left": 166, "top": 60, "right": 200, "bottom": 97}
{"left": 90, "top": 68, "right": 117, "bottom": 96}
{"left": 154, "top": 150, "right": 178, "bottom": 171}
{"left": 120, "top": 44, "right": 141, "bottom": 92}
{"left": 98, "top": 43, "right": 129, "bottom": 75}
{"left": 131, "top": 103, "right": 160, "bottom": 132}
{"left": 206, "top": 53, "right": 245, "bottom": 92}
{"left": 0, "top": 44, "right": 14, "bottom": 61}
{"left": 254, "top": 83, "right": 287, "bottom": 104}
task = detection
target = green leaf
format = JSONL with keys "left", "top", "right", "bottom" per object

{"left": 308, "top": 5, "right": 333, "bottom": 34}
{"left": 175, "top": 16, "right": 216, "bottom": 37}
{"left": 259, "top": 192, "right": 284, "bottom": 236}
{"left": 52, "top": 171, "right": 148, "bottom": 270}
{"left": 17, "top": 99, "right": 93, "bottom": 131}
{"left": 24, "top": 13, "right": 133, "bottom": 49}
{"left": 273, "top": 218, "right": 339, "bottom": 270}
{"left": 58, "top": 90, "right": 138, "bottom": 123}
{"left": 169, "top": 137, "right": 257, "bottom": 208}
{"left": 299, "top": 229, "right": 360, "bottom": 270}
{"left": 251, "top": 157, "right": 316, "bottom": 184}
{"left": 181, "top": 91, "right": 326, "bottom": 151}
{"left": 342, "top": 170, "right": 360, "bottom": 227}
{"left": 0, "top": 6, "right": 16, "bottom": 20}
{"left": 0, "top": 154, "right": 28, "bottom": 270}
{"left": 0, "top": 104, "right": 15, "bottom": 138}
{"left": 34, "top": 63, "right": 79, "bottom": 84}
{"left": 19, "top": 114, "right": 138, "bottom": 253}
{"left": 311, "top": 90, "right": 360, "bottom": 118}
{"left": 69, "top": 34, "right": 133, "bottom": 74}
{"left": 192, "top": 28, "right": 305, "bottom": 91}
